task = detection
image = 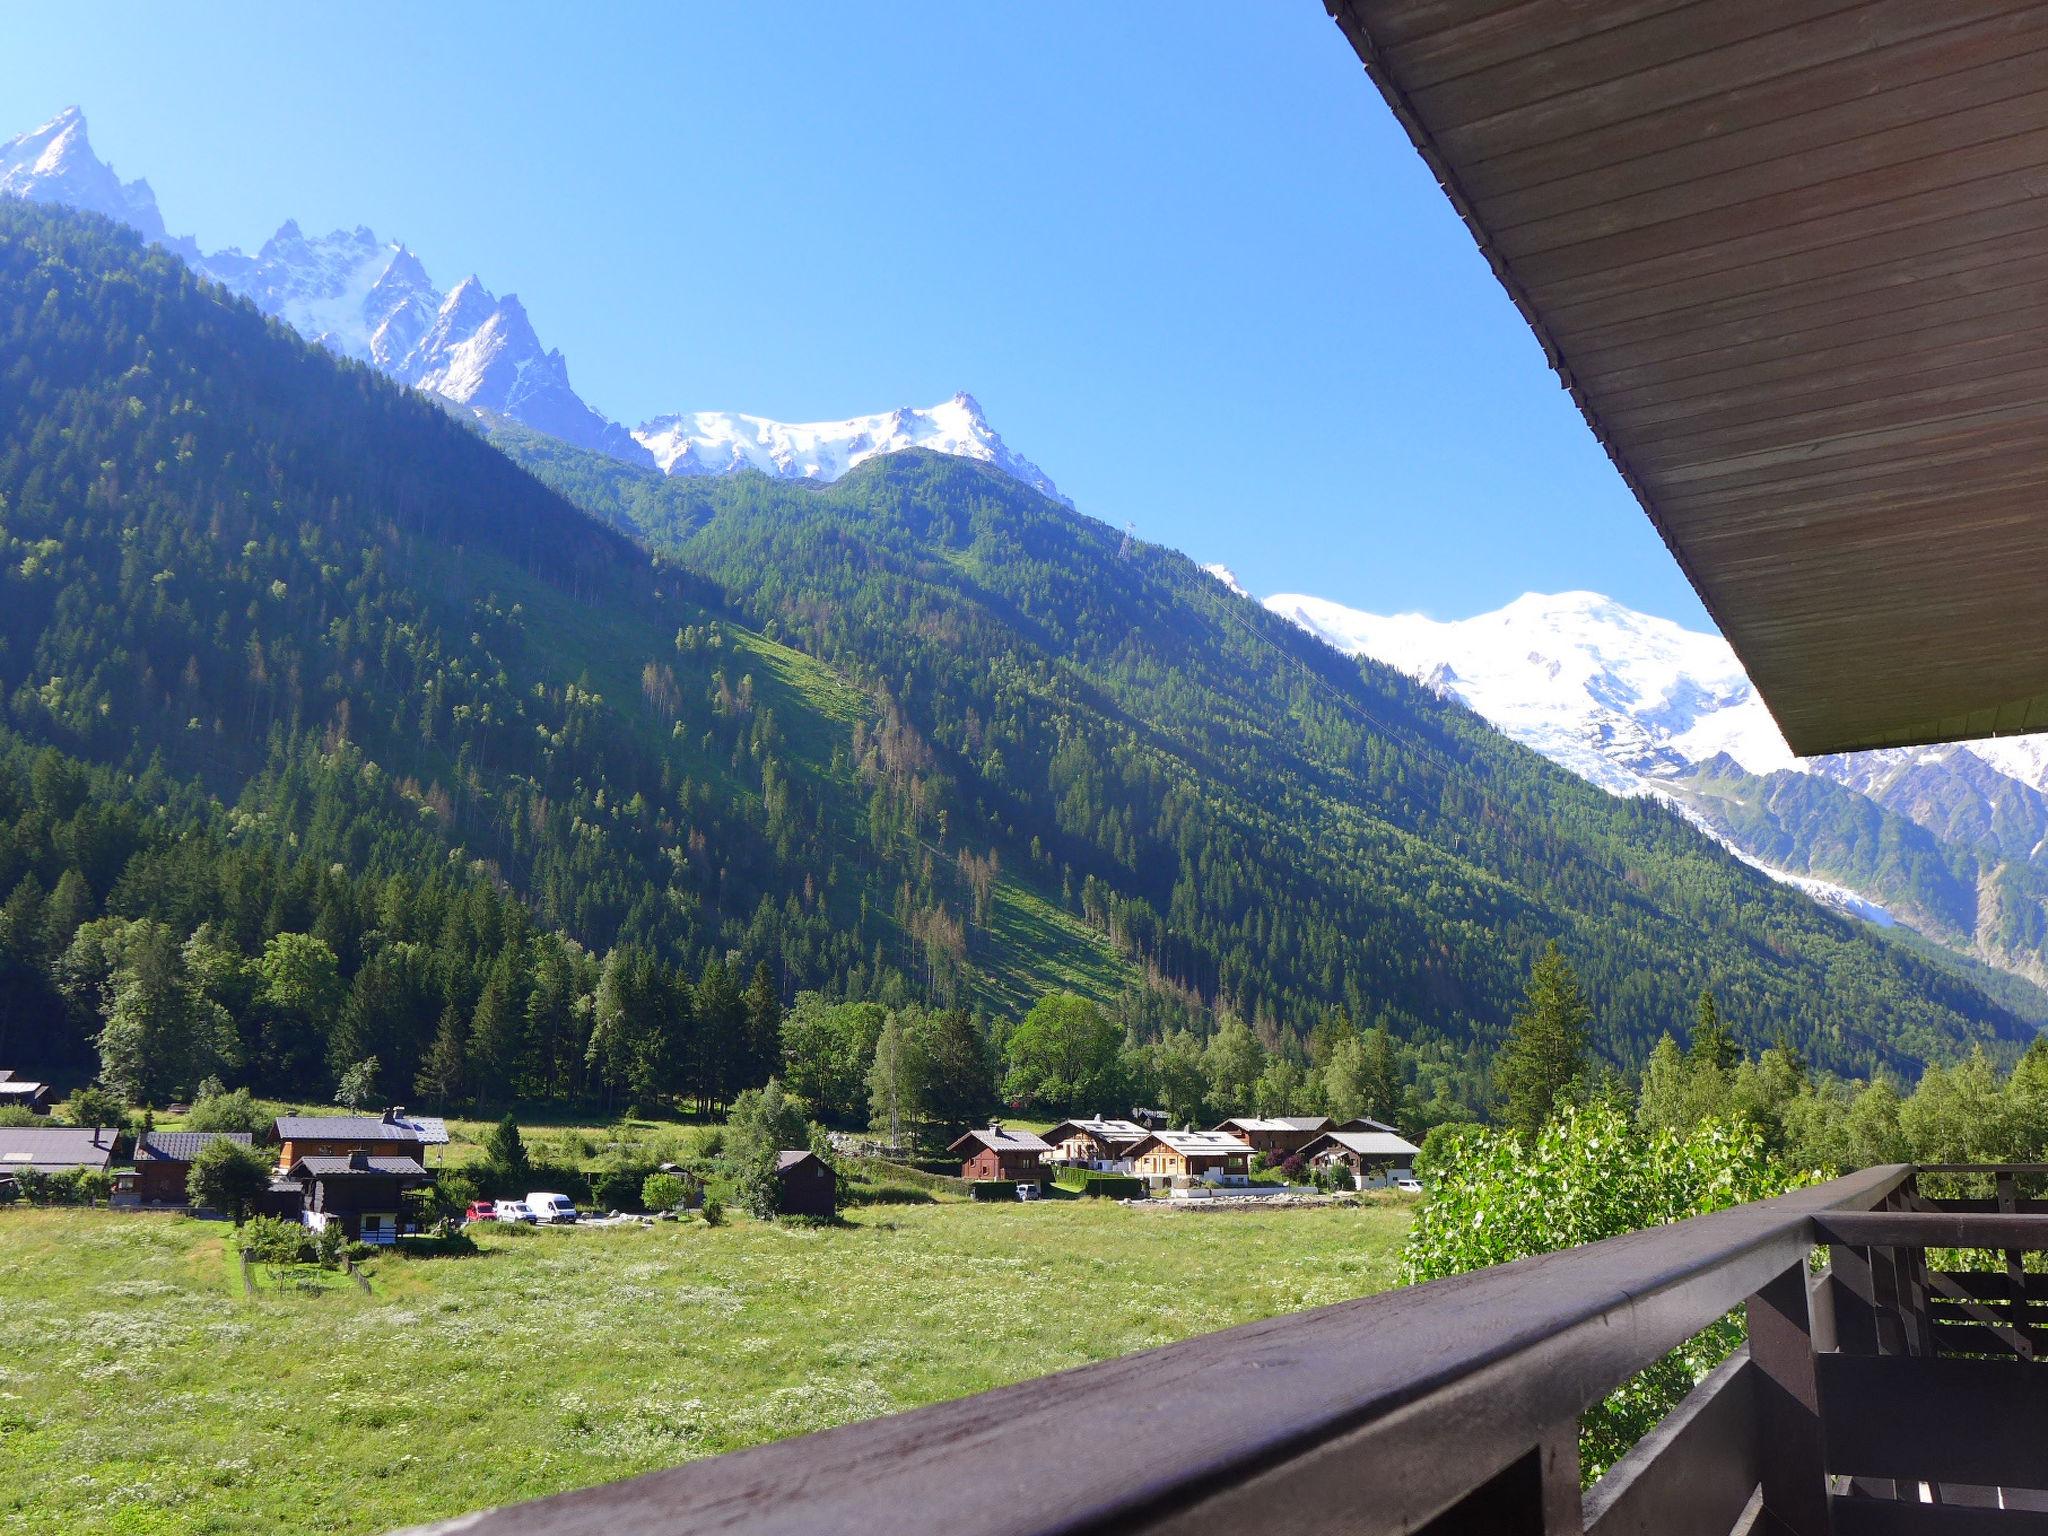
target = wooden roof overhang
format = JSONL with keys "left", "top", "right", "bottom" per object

{"left": 1327, "top": 0, "right": 2048, "bottom": 755}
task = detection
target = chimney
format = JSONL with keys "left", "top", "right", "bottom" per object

{"left": 381, "top": 1106, "right": 399, "bottom": 1124}
{"left": 350, "top": 1150, "right": 370, "bottom": 1170}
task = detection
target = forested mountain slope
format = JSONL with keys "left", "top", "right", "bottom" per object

{"left": 0, "top": 199, "right": 2031, "bottom": 1112}
{"left": 492, "top": 425, "right": 2036, "bottom": 1081}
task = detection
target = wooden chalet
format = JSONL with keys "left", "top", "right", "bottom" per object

{"left": 1126, "top": 1129, "right": 1254, "bottom": 1188}
{"left": 947, "top": 1124, "right": 1051, "bottom": 1185}
{"left": 1298, "top": 1127, "right": 1422, "bottom": 1189}
{"left": 1043, "top": 1116, "right": 1150, "bottom": 1168}
{"left": 0, "top": 1124, "right": 117, "bottom": 1181}
{"left": 774, "top": 1150, "right": 837, "bottom": 1218}
{"left": 131, "top": 1129, "right": 253, "bottom": 1205}
{"left": 286, "top": 1151, "right": 431, "bottom": 1245}
{"left": 0, "top": 1070, "right": 52, "bottom": 1115}
{"left": 266, "top": 1107, "right": 444, "bottom": 1170}
{"left": 380, "top": 7, "right": 2048, "bottom": 1533}
{"left": 1211, "top": 1115, "right": 1331, "bottom": 1159}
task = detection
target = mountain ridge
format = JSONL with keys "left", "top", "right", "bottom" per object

{"left": 1261, "top": 583, "right": 2048, "bottom": 988}
{"left": 0, "top": 106, "right": 1063, "bottom": 499}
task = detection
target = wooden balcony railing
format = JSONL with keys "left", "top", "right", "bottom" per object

{"left": 394, "top": 1164, "right": 2048, "bottom": 1536}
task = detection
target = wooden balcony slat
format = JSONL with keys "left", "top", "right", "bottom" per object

{"left": 1814, "top": 1213, "right": 2048, "bottom": 1250}
{"left": 1818, "top": 1355, "right": 2048, "bottom": 1485}
{"left": 1582, "top": 1348, "right": 1759, "bottom": 1536}
{"left": 1832, "top": 1494, "right": 2048, "bottom": 1534}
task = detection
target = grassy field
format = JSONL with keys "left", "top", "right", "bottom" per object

{"left": 0, "top": 1197, "right": 1411, "bottom": 1535}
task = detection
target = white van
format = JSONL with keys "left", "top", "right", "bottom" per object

{"left": 495, "top": 1199, "right": 537, "bottom": 1224}
{"left": 527, "top": 1192, "right": 578, "bottom": 1224}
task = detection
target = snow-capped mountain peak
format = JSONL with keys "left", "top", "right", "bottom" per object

{"left": 0, "top": 106, "right": 166, "bottom": 243}
{"left": 1266, "top": 588, "right": 1799, "bottom": 795}
{"left": 3, "top": 107, "right": 1069, "bottom": 504}
{"left": 630, "top": 391, "right": 1067, "bottom": 503}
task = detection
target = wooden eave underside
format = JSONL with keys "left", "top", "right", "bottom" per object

{"left": 1327, "top": 0, "right": 2048, "bottom": 756}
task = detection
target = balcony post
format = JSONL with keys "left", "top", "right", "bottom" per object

{"left": 1749, "top": 1258, "right": 1830, "bottom": 1536}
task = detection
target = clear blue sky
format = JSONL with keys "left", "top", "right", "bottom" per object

{"left": 3, "top": 3, "right": 1711, "bottom": 627}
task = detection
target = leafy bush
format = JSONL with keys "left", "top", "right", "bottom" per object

{"left": 968, "top": 1180, "right": 1018, "bottom": 1201}
{"left": 241, "top": 1214, "right": 315, "bottom": 1265}
{"left": 642, "top": 1172, "right": 688, "bottom": 1211}
{"left": 65, "top": 1084, "right": 126, "bottom": 1130}
{"left": 590, "top": 1159, "right": 656, "bottom": 1211}
{"left": 1402, "top": 1101, "right": 1796, "bottom": 1481}
{"left": 313, "top": 1221, "right": 348, "bottom": 1269}
{"left": 186, "top": 1137, "right": 274, "bottom": 1222}
{"left": 0, "top": 1105, "right": 41, "bottom": 1127}
{"left": 700, "top": 1194, "right": 725, "bottom": 1227}
{"left": 185, "top": 1088, "right": 276, "bottom": 1136}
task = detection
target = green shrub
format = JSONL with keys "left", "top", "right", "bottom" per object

{"left": 968, "top": 1180, "right": 1018, "bottom": 1201}
{"left": 241, "top": 1215, "right": 315, "bottom": 1265}
{"left": 700, "top": 1194, "right": 725, "bottom": 1227}
{"left": 185, "top": 1088, "right": 277, "bottom": 1136}
{"left": 312, "top": 1221, "right": 348, "bottom": 1269}
{"left": 590, "top": 1159, "right": 657, "bottom": 1211}
{"left": 642, "top": 1172, "right": 687, "bottom": 1211}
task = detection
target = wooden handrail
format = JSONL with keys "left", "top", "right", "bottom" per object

{"left": 392, "top": 1164, "right": 1910, "bottom": 1536}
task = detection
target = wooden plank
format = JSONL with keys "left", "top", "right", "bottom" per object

{"left": 1554, "top": 219, "right": 2048, "bottom": 368}
{"left": 1750, "top": 1264, "right": 1829, "bottom": 1536}
{"left": 1416, "top": 0, "right": 1882, "bottom": 141}
{"left": 1832, "top": 1496, "right": 2048, "bottom": 1535}
{"left": 1454, "top": 7, "right": 2048, "bottom": 200}
{"left": 1818, "top": 1354, "right": 2048, "bottom": 1485}
{"left": 1517, "top": 140, "right": 2048, "bottom": 309}
{"left": 1495, "top": 80, "right": 2048, "bottom": 260}
{"left": 1381, "top": 0, "right": 1702, "bottom": 92}
{"left": 1814, "top": 1213, "right": 2048, "bottom": 1251}
{"left": 1479, "top": 35, "right": 2048, "bottom": 228}
{"left": 1583, "top": 1349, "right": 1759, "bottom": 1536}
{"left": 1429, "top": 1, "right": 2044, "bottom": 161}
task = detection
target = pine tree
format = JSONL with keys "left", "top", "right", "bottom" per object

{"left": 743, "top": 961, "right": 782, "bottom": 1094}
{"left": 1495, "top": 942, "right": 1592, "bottom": 1139}
{"left": 416, "top": 1004, "right": 470, "bottom": 1105}
{"left": 1689, "top": 987, "right": 1737, "bottom": 1073}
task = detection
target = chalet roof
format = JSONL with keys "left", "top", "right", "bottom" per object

{"left": 947, "top": 1126, "right": 1052, "bottom": 1156}
{"left": 270, "top": 1114, "right": 427, "bottom": 1144}
{"left": 1301, "top": 1130, "right": 1422, "bottom": 1161}
{"left": 1215, "top": 1116, "right": 1331, "bottom": 1134}
{"left": 288, "top": 1154, "right": 431, "bottom": 1180}
{"left": 0, "top": 1125, "right": 117, "bottom": 1172}
{"left": 1332, "top": 1117, "right": 1403, "bottom": 1136}
{"left": 1046, "top": 1117, "right": 1150, "bottom": 1143}
{"left": 1329, "top": 2, "right": 2048, "bottom": 754}
{"left": 1131, "top": 1130, "right": 1255, "bottom": 1160}
{"left": 0, "top": 1077, "right": 49, "bottom": 1097}
{"left": 134, "top": 1131, "right": 253, "bottom": 1163}
{"left": 776, "top": 1149, "right": 827, "bottom": 1172}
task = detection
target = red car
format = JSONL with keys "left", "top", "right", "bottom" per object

{"left": 464, "top": 1200, "right": 498, "bottom": 1223}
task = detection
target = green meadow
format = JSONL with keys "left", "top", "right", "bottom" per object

{"left": 0, "top": 1197, "right": 1411, "bottom": 1535}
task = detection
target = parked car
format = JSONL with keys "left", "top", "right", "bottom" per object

{"left": 1394, "top": 1177, "right": 1423, "bottom": 1194}
{"left": 527, "top": 1191, "right": 578, "bottom": 1224}
{"left": 495, "top": 1199, "right": 538, "bottom": 1224}
{"left": 1015, "top": 1183, "right": 1039, "bottom": 1201}
{"left": 464, "top": 1199, "right": 498, "bottom": 1223}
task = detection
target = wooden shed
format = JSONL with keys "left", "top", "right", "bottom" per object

{"left": 948, "top": 1125, "right": 1052, "bottom": 1186}
{"left": 0, "top": 1071, "right": 52, "bottom": 1115}
{"left": 774, "top": 1150, "right": 838, "bottom": 1218}
{"left": 131, "top": 1129, "right": 254, "bottom": 1205}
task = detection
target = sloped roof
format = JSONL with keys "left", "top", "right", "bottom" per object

{"left": 1131, "top": 1130, "right": 1255, "bottom": 1159}
{"left": 947, "top": 1126, "right": 1052, "bottom": 1155}
{"left": 1301, "top": 1130, "right": 1421, "bottom": 1161}
{"left": 1215, "top": 1116, "right": 1332, "bottom": 1134}
{"left": 0, "top": 1126, "right": 117, "bottom": 1171}
{"left": 1046, "top": 1117, "right": 1150, "bottom": 1143}
{"left": 134, "top": 1130, "right": 253, "bottom": 1162}
{"left": 1328, "top": 1, "right": 2048, "bottom": 754}
{"left": 271, "top": 1115, "right": 425, "bottom": 1143}
{"left": 288, "top": 1155, "right": 431, "bottom": 1179}
{"left": 776, "top": 1149, "right": 828, "bottom": 1172}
